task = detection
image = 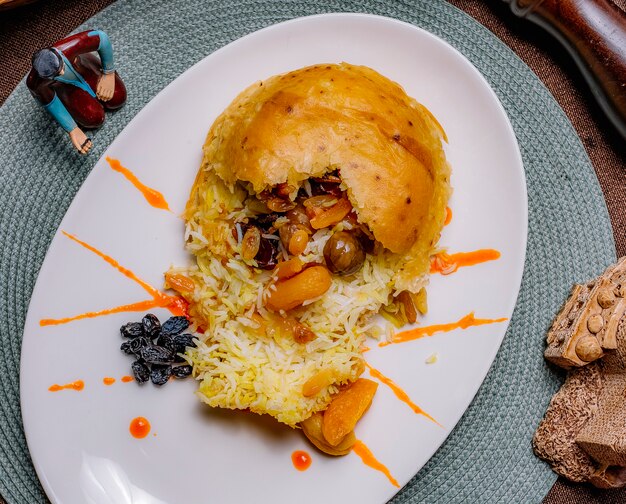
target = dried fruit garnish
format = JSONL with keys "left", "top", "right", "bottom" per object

{"left": 120, "top": 341, "right": 134, "bottom": 355}
{"left": 129, "top": 336, "right": 150, "bottom": 355}
{"left": 264, "top": 266, "right": 332, "bottom": 312}
{"left": 131, "top": 360, "right": 150, "bottom": 383}
{"left": 119, "top": 314, "right": 197, "bottom": 386}
{"left": 242, "top": 226, "right": 261, "bottom": 260}
{"left": 142, "top": 314, "right": 161, "bottom": 339}
{"left": 322, "top": 378, "right": 378, "bottom": 446}
{"left": 150, "top": 364, "right": 172, "bottom": 386}
{"left": 161, "top": 316, "right": 189, "bottom": 336}
{"left": 139, "top": 345, "right": 175, "bottom": 365}
{"left": 172, "top": 365, "right": 193, "bottom": 378}
{"left": 237, "top": 223, "right": 280, "bottom": 270}
{"left": 171, "top": 333, "right": 197, "bottom": 353}
{"left": 120, "top": 322, "right": 144, "bottom": 339}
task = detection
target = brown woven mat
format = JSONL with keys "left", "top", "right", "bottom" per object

{"left": 0, "top": 0, "right": 624, "bottom": 503}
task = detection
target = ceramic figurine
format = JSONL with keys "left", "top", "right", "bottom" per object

{"left": 534, "top": 257, "right": 626, "bottom": 488}
{"left": 26, "top": 30, "right": 127, "bottom": 154}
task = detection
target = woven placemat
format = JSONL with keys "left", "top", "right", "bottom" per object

{"left": 0, "top": 0, "right": 616, "bottom": 502}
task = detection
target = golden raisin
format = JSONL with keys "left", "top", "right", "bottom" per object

{"left": 397, "top": 291, "right": 418, "bottom": 324}
{"left": 241, "top": 226, "right": 261, "bottom": 260}
{"left": 288, "top": 230, "right": 309, "bottom": 255}
{"left": 164, "top": 272, "right": 195, "bottom": 293}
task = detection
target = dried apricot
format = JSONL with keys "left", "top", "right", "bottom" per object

{"left": 264, "top": 266, "right": 331, "bottom": 312}
{"left": 275, "top": 257, "right": 303, "bottom": 279}
{"left": 322, "top": 378, "right": 378, "bottom": 446}
{"left": 309, "top": 197, "right": 352, "bottom": 230}
{"left": 302, "top": 368, "right": 336, "bottom": 397}
{"left": 301, "top": 412, "right": 356, "bottom": 456}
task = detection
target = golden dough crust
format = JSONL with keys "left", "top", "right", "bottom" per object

{"left": 198, "top": 62, "right": 450, "bottom": 257}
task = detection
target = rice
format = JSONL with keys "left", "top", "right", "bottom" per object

{"left": 174, "top": 171, "right": 429, "bottom": 427}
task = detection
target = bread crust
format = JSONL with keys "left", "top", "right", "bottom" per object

{"left": 198, "top": 62, "right": 450, "bottom": 258}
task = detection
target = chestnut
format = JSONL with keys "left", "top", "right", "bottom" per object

{"left": 323, "top": 231, "right": 365, "bottom": 275}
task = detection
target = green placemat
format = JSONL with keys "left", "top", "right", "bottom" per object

{"left": 0, "top": 0, "right": 616, "bottom": 502}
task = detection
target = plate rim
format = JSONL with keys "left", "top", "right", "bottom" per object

{"left": 19, "top": 12, "right": 528, "bottom": 504}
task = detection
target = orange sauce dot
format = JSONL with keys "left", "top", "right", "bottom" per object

{"left": 48, "top": 380, "right": 84, "bottom": 392}
{"left": 103, "top": 377, "right": 116, "bottom": 385}
{"left": 121, "top": 376, "right": 134, "bottom": 383}
{"left": 130, "top": 417, "right": 151, "bottom": 439}
{"left": 444, "top": 206, "right": 452, "bottom": 226}
{"left": 291, "top": 450, "right": 312, "bottom": 471}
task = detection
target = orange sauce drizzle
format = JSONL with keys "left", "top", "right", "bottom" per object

{"left": 130, "top": 417, "right": 151, "bottom": 438}
{"left": 430, "top": 249, "right": 501, "bottom": 275}
{"left": 103, "top": 377, "right": 116, "bottom": 386}
{"left": 41, "top": 299, "right": 166, "bottom": 326}
{"left": 121, "top": 376, "right": 134, "bottom": 383}
{"left": 39, "top": 231, "right": 188, "bottom": 326}
{"left": 48, "top": 380, "right": 84, "bottom": 392}
{"left": 380, "top": 312, "right": 507, "bottom": 347}
{"left": 291, "top": 450, "right": 312, "bottom": 471}
{"left": 366, "top": 363, "right": 441, "bottom": 427}
{"left": 444, "top": 206, "right": 452, "bottom": 226}
{"left": 352, "top": 440, "right": 399, "bottom": 488}
{"left": 105, "top": 157, "right": 170, "bottom": 211}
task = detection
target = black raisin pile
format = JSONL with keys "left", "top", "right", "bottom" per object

{"left": 120, "top": 314, "right": 196, "bottom": 386}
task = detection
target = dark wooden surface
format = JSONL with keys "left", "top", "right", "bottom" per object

{"left": 508, "top": 0, "right": 626, "bottom": 138}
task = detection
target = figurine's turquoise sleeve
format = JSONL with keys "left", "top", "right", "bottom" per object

{"left": 43, "top": 94, "right": 77, "bottom": 132}
{"left": 89, "top": 30, "right": 114, "bottom": 74}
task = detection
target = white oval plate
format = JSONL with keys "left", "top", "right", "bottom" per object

{"left": 20, "top": 13, "right": 526, "bottom": 504}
